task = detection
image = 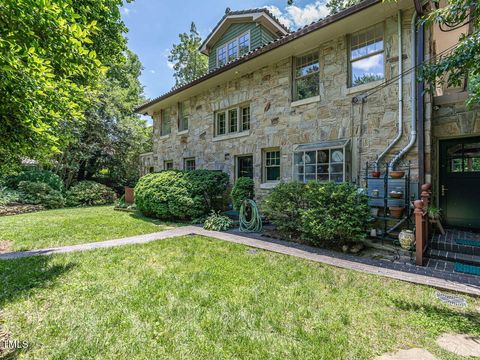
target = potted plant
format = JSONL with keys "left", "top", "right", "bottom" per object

{"left": 389, "top": 206, "right": 404, "bottom": 218}
{"left": 399, "top": 229, "right": 415, "bottom": 250}
{"left": 371, "top": 171, "right": 381, "bottom": 178}
{"left": 427, "top": 206, "right": 445, "bottom": 235}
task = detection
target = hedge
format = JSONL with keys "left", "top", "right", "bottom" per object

{"left": 134, "top": 170, "right": 229, "bottom": 220}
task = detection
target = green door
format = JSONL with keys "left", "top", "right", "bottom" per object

{"left": 439, "top": 137, "right": 480, "bottom": 229}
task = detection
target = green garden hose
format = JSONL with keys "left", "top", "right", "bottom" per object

{"left": 239, "top": 199, "right": 262, "bottom": 233}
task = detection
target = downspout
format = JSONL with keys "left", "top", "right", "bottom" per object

{"left": 390, "top": 11, "right": 418, "bottom": 170}
{"left": 375, "top": 10, "right": 403, "bottom": 170}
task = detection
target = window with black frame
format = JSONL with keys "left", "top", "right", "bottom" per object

{"left": 237, "top": 155, "right": 253, "bottom": 179}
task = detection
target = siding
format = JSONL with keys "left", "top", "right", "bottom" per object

{"left": 208, "top": 23, "right": 279, "bottom": 71}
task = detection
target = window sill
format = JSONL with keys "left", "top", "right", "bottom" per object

{"left": 260, "top": 182, "right": 280, "bottom": 189}
{"left": 291, "top": 96, "right": 320, "bottom": 108}
{"left": 159, "top": 134, "right": 171, "bottom": 140}
{"left": 433, "top": 91, "right": 468, "bottom": 106}
{"left": 177, "top": 130, "right": 189, "bottom": 136}
{"left": 212, "top": 131, "right": 250, "bottom": 142}
{"left": 346, "top": 79, "right": 384, "bottom": 95}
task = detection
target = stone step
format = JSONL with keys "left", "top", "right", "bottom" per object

{"left": 429, "top": 239, "right": 480, "bottom": 256}
{"left": 427, "top": 248, "right": 480, "bottom": 267}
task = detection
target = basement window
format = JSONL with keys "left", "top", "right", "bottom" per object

{"left": 293, "top": 52, "right": 320, "bottom": 101}
{"left": 349, "top": 23, "right": 384, "bottom": 87}
{"left": 184, "top": 158, "right": 196, "bottom": 171}
{"left": 164, "top": 160, "right": 173, "bottom": 170}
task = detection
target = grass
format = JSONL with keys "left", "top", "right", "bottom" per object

{"left": 1, "top": 236, "right": 479, "bottom": 359}
{"left": 0, "top": 206, "right": 176, "bottom": 251}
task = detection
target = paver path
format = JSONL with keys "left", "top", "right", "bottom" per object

{"left": 374, "top": 348, "right": 437, "bottom": 360}
{"left": 1, "top": 226, "right": 480, "bottom": 295}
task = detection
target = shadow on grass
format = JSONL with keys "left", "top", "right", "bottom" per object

{"left": 0, "top": 256, "right": 75, "bottom": 358}
{"left": 127, "top": 211, "right": 183, "bottom": 227}
{"left": 392, "top": 298, "right": 480, "bottom": 335}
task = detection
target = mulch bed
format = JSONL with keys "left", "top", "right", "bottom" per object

{"left": 0, "top": 204, "right": 44, "bottom": 217}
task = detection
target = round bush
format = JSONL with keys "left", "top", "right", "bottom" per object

{"left": 18, "top": 181, "right": 65, "bottom": 209}
{"left": 301, "top": 182, "right": 370, "bottom": 245}
{"left": 66, "top": 181, "right": 116, "bottom": 207}
{"left": 134, "top": 170, "right": 229, "bottom": 220}
{"left": 231, "top": 177, "right": 255, "bottom": 211}
{"left": 7, "top": 170, "right": 63, "bottom": 192}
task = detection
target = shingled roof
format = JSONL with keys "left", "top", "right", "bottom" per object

{"left": 136, "top": 0, "right": 380, "bottom": 114}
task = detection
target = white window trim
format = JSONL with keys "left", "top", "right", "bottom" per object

{"left": 292, "top": 51, "right": 320, "bottom": 102}
{"left": 214, "top": 104, "right": 250, "bottom": 137}
{"left": 348, "top": 22, "right": 385, "bottom": 88}
{"left": 262, "top": 148, "right": 281, "bottom": 183}
{"left": 216, "top": 30, "right": 251, "bottom": 68}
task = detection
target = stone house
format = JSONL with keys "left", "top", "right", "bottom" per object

{"left": 137, "top": 0, "right": 479, "bottom": 230}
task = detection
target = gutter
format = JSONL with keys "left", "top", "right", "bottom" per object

{"left": 135, "top": 0, "right": 382, "bottom": 114}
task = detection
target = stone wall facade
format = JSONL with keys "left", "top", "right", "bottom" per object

{"left": 147, "top": 9, "right": 419, "bottom": 197}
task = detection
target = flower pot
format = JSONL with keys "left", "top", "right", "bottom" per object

{"left": 398, "top": 229, "right": 415, "bottom": 250}
{"left": 389, "top": 206, "right": 404, "bottom": 218}
{"left": 371, "top": 171, "right": 381, "bottom": 178}
{"left": 371, "top": 207, "right": 379, "bottom": 216}
{"left": 390, "top": 171, "right": 405, "bottom": 179}
{"left": 371, "top": 189, "right": 380, "bottom": 197}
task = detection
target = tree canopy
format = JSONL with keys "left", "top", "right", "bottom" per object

{"left": 0, "top": 0, "right": 129, "bottom": 168}
{"left": 168, "top": 22, "right": 208, "bottom": 87}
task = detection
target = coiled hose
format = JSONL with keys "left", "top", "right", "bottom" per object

{"left": 239, "top": 199, "right": 262, "bottom": 233}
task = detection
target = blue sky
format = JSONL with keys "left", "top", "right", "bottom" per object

{"left": 121, "top": 0, "right": 329, "bottom": 101}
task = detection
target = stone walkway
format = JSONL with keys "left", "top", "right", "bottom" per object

{"left": 1, "top": 226, "right": 480, "bottom": 296}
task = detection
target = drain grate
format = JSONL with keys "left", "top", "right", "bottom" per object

{"left": 436, "top": 291, "right": 467, "bottom": 307}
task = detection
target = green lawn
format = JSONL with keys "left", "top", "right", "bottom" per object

{"left": 1, "top": 236, "right": 478, "bottom": 359}
{"left": 0, "top": 206, "right": 176, "bottom": 251}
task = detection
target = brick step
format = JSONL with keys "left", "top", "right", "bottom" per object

{"left": 427, "top": 248, "right": 480, "bottom": 267}
{"left": 429, "top": 239, "right": 480, "bottom": 256}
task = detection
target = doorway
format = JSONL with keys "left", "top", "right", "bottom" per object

{"left": 439, "top": 137, "right": 480, "bottom": 229}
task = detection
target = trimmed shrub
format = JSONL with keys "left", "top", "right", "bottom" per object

{"left": 7, "top": 170, "right": 63, "bottom": 192}
{"left": 18, "top": 181, "right": 65, "bottom": 209}
{"left": 66, "top": 181, "right": 116, "bottom": 207}
{"left": 134, "top": 170, "right": 229, "bottom": 220}
{"left": 231, "top": 177, "right": 255, "bottom": 211}
{"left": 0, "top": 187, "right": 21, "bottom": 206}
{"left": 262, "top": 181, "right": 307, "bottom": 237}
{"left": 301, "top": 182, "right": 370, "bottom": 245}
{"left": 263, "top": 181, "right": 370, "bottom": 246}
{"left": 203, "top": 211, "right": 233, "bottom": 231}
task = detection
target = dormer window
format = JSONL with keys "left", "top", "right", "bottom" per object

{"left": 216, "top": 31, "right": 250, "bottom": 67}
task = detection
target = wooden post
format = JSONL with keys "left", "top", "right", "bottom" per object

{"left": 414, "top": 199, "right": 425, "bottom": 266}
{"left": 421, "top": 183, "right": 431, "bottom": 250}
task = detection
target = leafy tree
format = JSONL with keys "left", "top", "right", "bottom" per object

{"left": 420, "top": 0, "right": 479, "bottom": 106}
{"left": 168, "top": 22, "right": 208, "bottom": 87}
{"left": 0, "top": 0, "right": 129, "bottom": 169}
{"left": 54, "top": 51, "right": 151, "bottom": 190}
{"left": 325, "top": 0, "right": 361, "bottom": 14}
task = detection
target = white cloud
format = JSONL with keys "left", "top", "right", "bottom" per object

{"left": 167, "top": 62, "right": 175, "bottom": 70}
{"left": 265, "top": 1, "right": 330, "bottom": 30}
{"left": 149, "top": 70, "right": 156, "bottom": 74}
{"left": 352, "top": 53, "right": 383, "bottom": 71}
{"left": 121, "top": 7, "right": 130, "bottom": 16}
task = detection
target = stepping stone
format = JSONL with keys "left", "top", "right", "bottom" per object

{"left": 374, "top": 348, "right": 437, "bottom": 360}
{"left": 436, "top": 333, "right": 480, "bottom": 357}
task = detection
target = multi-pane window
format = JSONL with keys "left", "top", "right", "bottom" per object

{"left": 447, "top": 142, "right": 480, "bottom": 173}
{"left": 241, "top": 106, "right": 250, "bottom": 131}
{"left": 164, "top": 160, "right": 173, "bottom": 170}
{"left": 237, "top": 155, "right": 253, "bottom": 179}
{"left": 227, "top": 41, "right": 238, "bottom": 62}
{"left": 228, "top": 109, "right": 238, "bottom": 133}
{"left": 214, "top": 105, "right": 250, "bottom": 136}
{"left": 216, "top": 32, "right": 250, "bottom": 67}
{"left": 294, "top": 147, "right": 346, "bottom": 183}
{"left": 293, "top": 52, "right": 320, "bottom": 101}
{"left": 217, "top": 47, "right": 227, "bottom": 67}
{"left": 160, "top": 109, "right": 171, "bottom": 136}
{"left": 349, "top": 23, "right": 384, "bottom": 87}
{"left": 178, "top": 102, "right": 189, "bottom": 132}
{"left": 263, "top": 149, "right": 281, "bottom": 182}
{"left": 238, "top": 33, "right": 250, "bottom": 57}
{"left": 184, "top": 158, "right": 196, "bottom": 171}
{"left": 216, "top": 112, "right": 226, "bottom": 135}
